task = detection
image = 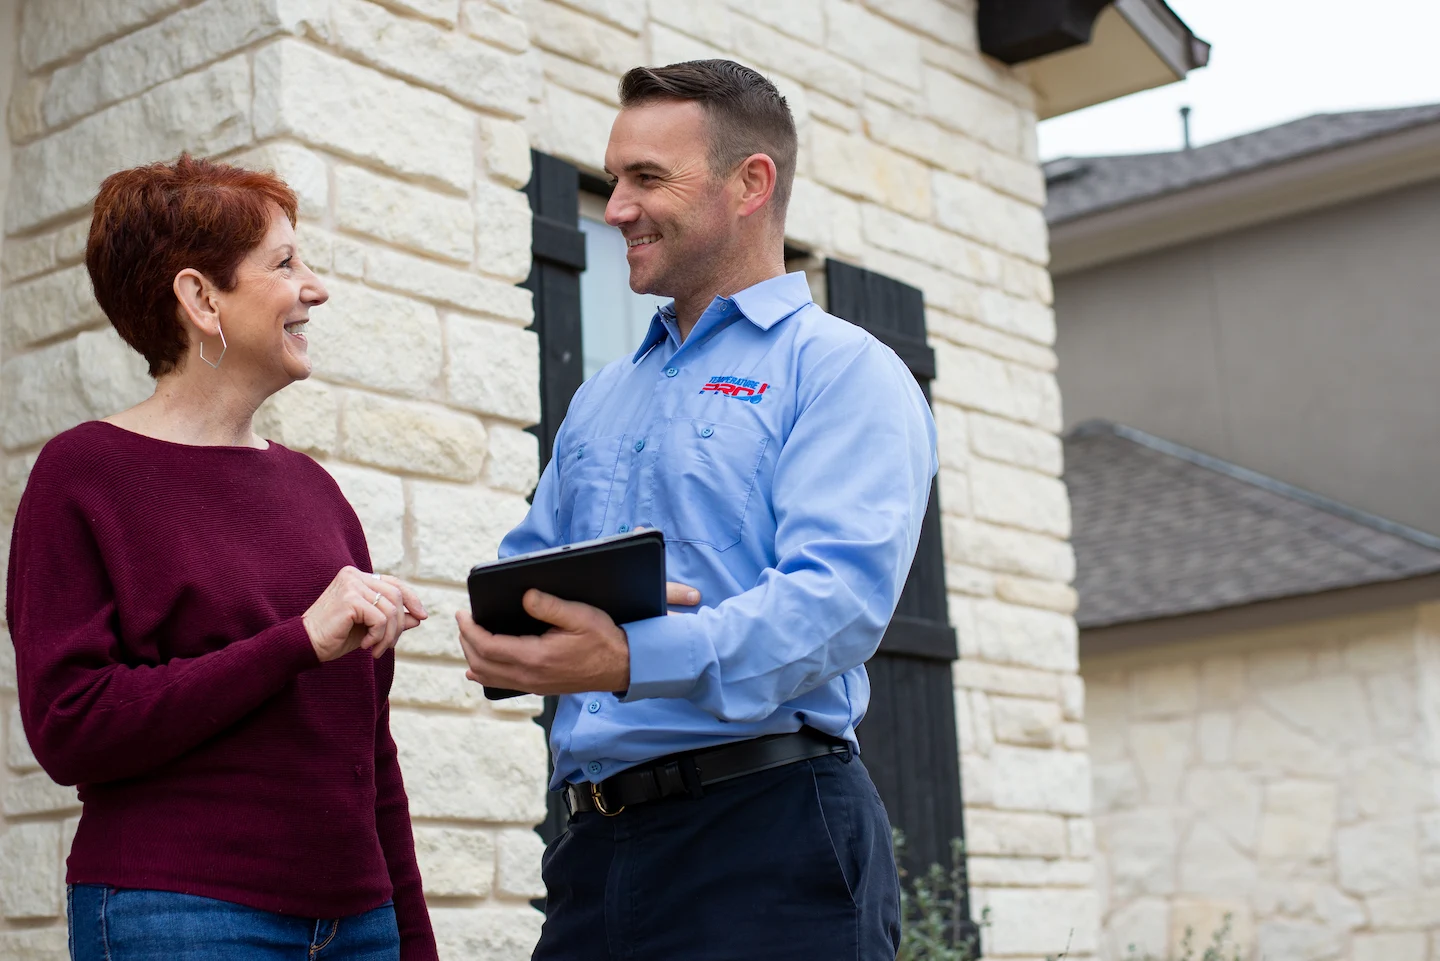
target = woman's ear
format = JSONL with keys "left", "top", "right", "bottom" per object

{"left": 173, "top": 268, "right": 220, "bottom": 339}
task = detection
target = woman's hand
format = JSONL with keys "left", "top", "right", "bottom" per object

{"left": 302, "top": 566, "right": 428, "bottom": 663}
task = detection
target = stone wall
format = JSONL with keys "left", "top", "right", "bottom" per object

{"left": 523, "top": 2, "right": 1095, "bottom": 957}
{"left": 1085, "top": 604, "right": 1440, "bottom": 961}
{"left": 0, "top": 1, "right": 547, "bottom": 956}
{"left": 0, "top": 1, "right": 1095, "bottom": 958}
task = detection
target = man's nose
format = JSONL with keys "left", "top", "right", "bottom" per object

{"left": 605, "top": 188, "right": 639, "bottom": 227}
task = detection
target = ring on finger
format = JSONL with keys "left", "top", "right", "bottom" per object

{"left": 372, "top": 591, "right": 384, "bottom": 607}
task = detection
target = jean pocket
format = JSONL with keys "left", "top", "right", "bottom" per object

{"left": 649, "top": 419, "right": 768, "bottom": 550}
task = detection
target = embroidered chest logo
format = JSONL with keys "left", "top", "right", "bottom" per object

{"left": 700, "top": 375, "right": 769, "bottom": 404}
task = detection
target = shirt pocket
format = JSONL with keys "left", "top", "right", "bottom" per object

{"left": 649, "top": 419, "right": 769, "bottom": 551}
{"left": 557, "top": 433, "right": 625, "bottom": 541}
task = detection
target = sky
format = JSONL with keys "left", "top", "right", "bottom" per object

{"left": 1037, "top": 0, "right": 1440, "bottom": 161}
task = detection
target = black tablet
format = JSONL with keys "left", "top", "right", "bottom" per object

{"left": 466, "top": 529, "right": 667, "bottom": 700}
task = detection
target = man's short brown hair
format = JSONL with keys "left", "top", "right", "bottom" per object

{"left": 619, "top": 60, "right": 798, "bottom": 216}
{"left": 86, "top": 154, "right": 298, "bottom": 377}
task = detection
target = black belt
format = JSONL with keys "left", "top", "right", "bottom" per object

{"left": 566, "top": 729, "right": 850, "bottom": 817}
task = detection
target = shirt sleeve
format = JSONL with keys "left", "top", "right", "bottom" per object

{"left": 621, "top": 337, "right": 939, "bottom": 722}
{"left": 6, "top": 465, "right": 322, "bottom": 786}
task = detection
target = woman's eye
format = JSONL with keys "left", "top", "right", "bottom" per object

{"left": 279, "top": 257, "right": 293, "bottom": 269}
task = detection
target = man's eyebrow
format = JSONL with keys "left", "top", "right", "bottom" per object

{"left": 610, "top": 159, "right": 666, "bottom": 175}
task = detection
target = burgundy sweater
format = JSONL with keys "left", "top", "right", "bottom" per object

{"left": 6, "top": 422, "right": 437, "bottom": 960}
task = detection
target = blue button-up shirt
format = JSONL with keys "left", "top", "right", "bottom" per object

{"left": 499, "top": 272, "right": 938, "bottom": 789}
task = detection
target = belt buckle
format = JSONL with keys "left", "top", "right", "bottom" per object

{"left": 589, "top": 781, "right": 625, "bottom": 817}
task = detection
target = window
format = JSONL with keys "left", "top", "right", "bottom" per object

{"left": 577, "top": 193, "right": 667, "bottom": 379}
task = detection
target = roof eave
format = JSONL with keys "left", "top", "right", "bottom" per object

{"left": 1048, "top": 119, "right": 1440, "bottom": 275}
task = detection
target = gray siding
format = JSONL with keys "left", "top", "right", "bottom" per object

{"left": 1055, "top": 177, "right": 1440, "bottom": 535}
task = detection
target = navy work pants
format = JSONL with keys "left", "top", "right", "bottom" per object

{"left": 534, "top": 751, "right": 902, "bottom": 961}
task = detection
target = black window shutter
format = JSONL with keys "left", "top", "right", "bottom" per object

{"left": 826, "top": 258, "right": 978, "bottom": 950}
{"left": 522, "top": 151, "right": 585, "bottom": 846}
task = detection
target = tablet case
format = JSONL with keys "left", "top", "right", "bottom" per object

{"left": 466, "top": 529, "right": 667, "bottom": 700}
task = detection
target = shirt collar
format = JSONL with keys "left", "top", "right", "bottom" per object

{"left": 631, "top": 272, "right": 813, "bottom": 363}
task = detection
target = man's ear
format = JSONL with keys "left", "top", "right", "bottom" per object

{"left": 173, "top": 268, "right": 221, "bottom": 339}
{"left": 734, "top": 153, "right": 778, "bottom": 219}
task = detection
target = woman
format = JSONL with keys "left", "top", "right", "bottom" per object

{"left": 6, "top": 155, "right": 438, "bottom": 960}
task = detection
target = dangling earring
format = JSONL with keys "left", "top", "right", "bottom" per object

{"left": 199, "top": 324, "right": 227, "bottom": 369}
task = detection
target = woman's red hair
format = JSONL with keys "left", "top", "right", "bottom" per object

{"left": 86, "top": 154, "right": 299, "bottom": 377}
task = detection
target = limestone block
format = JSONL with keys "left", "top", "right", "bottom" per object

{"left": 968, "top": 856, "right": 1092, "bottom": 888}
{"left": 810, "top": 124, "right": 930, "bottom": 219}
{"left": 481, "top": 118, "right": 533, "bottom": 189}
{"left": 473, "top": 181, "right": 533, "bottom": 283}
{"left": 1258, "top": 674, "right": 1371, "bottom": 748}
{"left": 253, "top": 379, "right": 340, "bottom": 456}
{"left": 1168, "top": 900, "right": 1253, "bottom": 960}
{"left": 992, "top": 575, "right": 1074, "bottom": 615}
{"left": 2, "top": 340, "right": 95, "bottom": 450}
{"left": 1366, "top": 672, "right": 1417, "bottom": 739}
{"left": 933, "top": 170, "right": 1047, "bottom": 265}
{"left": 340, "top": 393, "right": 488, "bottom": 482}
{"left": 1195, "top": 711, "right": 1232, "bottom": 765}
{"left": 8, "top": 75, "right": 47, "bottom": 143}
{"left": 648, "top": 0, "right": 734, "bottom": 47}
{"left": 390, "top": 711, "right": 547, "bottom": 822}
{"left": 321, "top": 463, "right": 405, "bottom": 573}
{"left": 1233, "top": 708, "right": 1338, "bottom": 778}
{"left": 0, "top": 822, "right": 61, "bottom": 918}
{"left": 1092, "top": 760, "right": 1141, "bottom": 813}
{"left": 410, "top": 480, "right": 531, "bottom": 582}
{"left": 1246, "top": 644, "right": 1313, "bottom": 686}
{"left": 334, "top": 166, "right": 475, "bottom": 265}
{"left": 364, "top": 247, "right": 533, "bottom": 324}
{"left": 980, "top": 145, "right": 1048, "bottom": 207}
{"left": 1178, "top": 821, "right": 1257, "bottom": 896}
{"left": 1129, "top": 720, "right": 1192, "bottom": 804}
{"left": 254, "top": 42, "right": 473, "bottom": 192}
{"left": 1, "top": 264, "right": 104, "bottom": 350}
{"left": 932, "top": 341, "right": 1035, "bottom": 424}
{"left": 77, "top": 328, "right": 153, "bottom": 417}
{"left": 392, "top": 658, "right": 483, "bottom": 710}
{"left": 8, "top": 705, "right": 39, "bottom": 773}
{"left": 461, "top": 1, "right": 530, "bottom": 51}
{"left": 1344, "top": 627, "right": 1415, "bottom": 673}
{"left": 922, "top": 66, "right": 1021, "bottom": 155}
{"left": 1367, "top": 891, "right": 1440, "bottom": 928}
{"left": 482, "top": 424, "right": 540, "bottom": 496}
{"left": 1256, "top": 920, "right": 1334, "bottom": 961}
{"left": 1, "top": 232, "right": 59, "bottom": 286}
{"left": 298, "top": 222, "right": 336, "bottom": 274}
{"left": 959, "top": 753, "right": 993, "bottom": 806}
{"left": 977, "top": 288, "right": 1055, "bottom": 346}
{"left": 0, "top": 926, "right": 68, "bottom": 961}
{"left": 19, "top": 0, "right": 187, "bottom": 71}
{"left": 413, "top": 825, "right": 495, "bottom": 897}
{"left": 1354, "top": 932, "right": 1427, "bottom": 961}
{"left": 539, "top": 49, "right": 621, "bottom": 106}
{"left": 1130, "top": 662, "right": 1199, "bottom": 719}
{"left": 988, "top": 695, "right": 1061, "bottom": 749}
{"left": 1316, "top": 884, "right": 1366, "bottom": 934}
{"left": 952, "top": 660, "right": 1059, "bottom": 700}
{"left": 785, "top": 178, "right": 861, "bottom": 258}
{"left": 8, "top": 55, "right": 253, "bottom": 232}
{"left": 1106, "top": 896, "right": 1169, "bottom": 961}
{"left": 961, "top": 810, "right": 1065, "bottom": 857}
{"left": 446, "top": 316, "right": 541, "bottom": 425}
{"left": 306, "top": 280, "right": 443, "bottom": 399}
{"left": 0, "top": 630, "right": 16, "bottom": 692}
{"left": 44, "top": 0, "right": 312, "bottom": 130}
{"left": 968, "top": 600, "right": 1075, "bottom": 674}
{"left": 401, "top": 584, "right": 469, "bottom": 660}
{"left": 497, "top": 827, "right": 547, "bottom": 898}
{"left": 1058, "top": 675, "right": 1084, "bottom": 721}
{"left": 387, "top": 0, "right": 460, "bottom": 22}
{"left": 970, "top": 459, "right": 1069, "bottom": 537}
{"left": 1100, "top": 808, "right": 1178, "bottom": 899}
{"left": 725, "top": 0, "right": 823, "bottom": 41}
{"left": 225, "top": 142, "right": 329, "bottom": 221}
{"left": 972, "top": 887, "right": 1097, "bottom": 957}
{"left": 929, "top": 312, "right": 1058, "bottom": 374}
{"left": 1182, "top": 769, "right": 1260, "bottom": 851}
{"left": 526, "top": 84, "right": 615, "bottom": 180}
{"left": 429, "top": 905, "right": 545, "bottom": 961}
{"left": 936, "top": 468, "right": 970, "bottom": 518}
{"left": 1337, "top": 819, "right": 1420, "bottom": 895}
{"left": 808, "top": 90, "right": 860, "bottom": 131}
{"left": 1351, "top": 749, "right": 1431, "bottom": 819}
{"left": 990, "top": 745, "right": 1089, "bottom": 815}
{"left": 946, "top": 564, "right": 993, "bottom": 600}
{"left": 999, "top": 256, "right": 1053, "bottom": 307}
{"left": 943, "top": 517, "right": 1074, "bottom": 584}
{"left": 826, "top": 1, "right": 921, "bottom": 89}
{"left": 968, "top": 413, "right": 1062, "bottom": 476}
{"left": 1068, "top": 817, "right": 1095, "bottom": 858}
{"left": 3, "top": 772, "right": 80, "bottom": 817}
{"left": 529, "top": 0, "right": 641, "bottom": 73}
{"left": 730, "top": 19, "right": 861, "bottom": 105}
{"left": 869, "top": 0, "right": 976, "bottom": 50}
{"left": 1258, "top": 780, "right": 1337, "bottom": 861}
{"left": 1200, "top": 655, "right": 1246, "bottom": 707}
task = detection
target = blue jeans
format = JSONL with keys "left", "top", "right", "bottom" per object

{"left": 68, "top": 885, "right": 400, "bottom": 961}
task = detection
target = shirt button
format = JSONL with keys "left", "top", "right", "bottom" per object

{"left": 587, "top": 700, "right": 601, "bottom": 714}
{"left": 665, "top": 367, "right": 679, "bottom": 378}
{"left": 576, "top": 445, "right": 585, "bottom": 458}
{"left": 700, "top": 426, "right": 714, "bottom": 438}
{"left": 587, "top": 761, "right": 603, "bottom": 776}
{"left": 618, "top": 524, "right": 630, "bottom": 533}
{"left": 634, "top": 439, "right": 645, "bottom": 452}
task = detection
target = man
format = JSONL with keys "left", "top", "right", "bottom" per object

{"left": 457, "top": 60, "right": 937, "bottom": 960}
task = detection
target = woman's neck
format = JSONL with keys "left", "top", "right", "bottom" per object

{"left": 107, "top": 365, "right": 270, "bottom": 449}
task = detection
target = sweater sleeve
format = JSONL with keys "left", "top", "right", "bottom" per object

{"left": 372, "top": 693, "right": 439, "bottom": 961}
{"left": 6, "top": 458, "right": 322, "bottom": 787}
